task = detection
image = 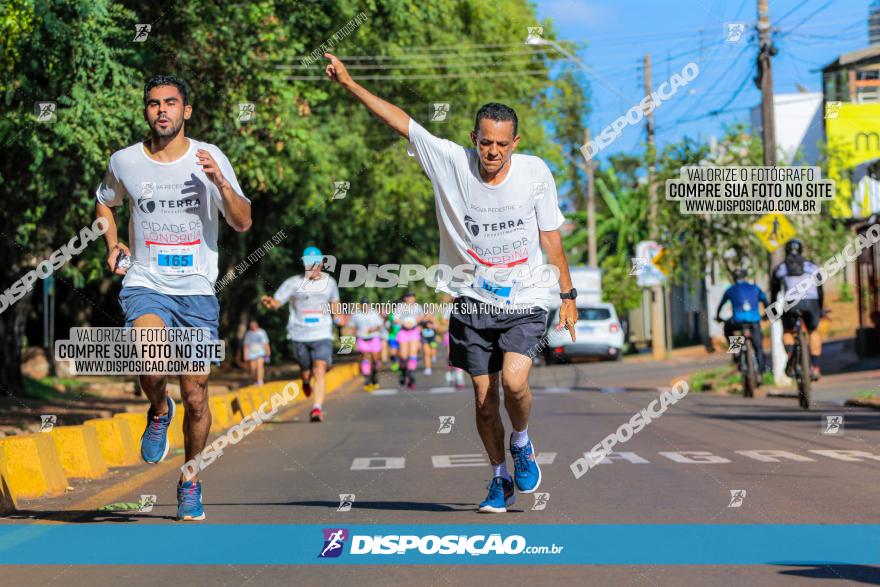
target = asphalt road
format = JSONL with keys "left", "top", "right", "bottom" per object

{"left": 5, "top": 351, "right": 880, "bottom": 585}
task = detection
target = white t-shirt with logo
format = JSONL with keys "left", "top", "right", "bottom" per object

{"left": 350, "top": 311, "right": 384, "bottom": 339}
{"left": 273, "top": 273, "right": 340, "bottom": 342}
{"left": 96, "top": 139, "right": 248, "bottom": 296}
{"left": 407, "top": 119, "right": 565, "bottom": 310}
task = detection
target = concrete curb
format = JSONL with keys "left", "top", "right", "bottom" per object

{"left": 0, "top": 362, "right": 360, "bottom": 511}
{"left": 844, "top": 397, "right": 880, "bottom": 410}
{"left": 84, "top": 418, "right": 140, "bottom": 467}
{"left": 0, "top": 435, "right": 69, "bottom": 500}
{"left": 50, "top": 425, "right": 109, "bottom": 479}
{"left": 0, "top": 448, "right": 17, "bottom": 514}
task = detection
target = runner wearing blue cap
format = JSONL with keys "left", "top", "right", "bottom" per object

{"left": 262, "top": 246, "right": 340, "bottom": 422}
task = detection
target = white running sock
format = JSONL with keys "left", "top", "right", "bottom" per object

{"left": 492, "top": 462, "right": 511, "bottom": 481}
{"left": 511, "top": 427, "right": 530, "bottom": 448}
{"left": 312, "top": 403, "right": 322, "bottom": 411}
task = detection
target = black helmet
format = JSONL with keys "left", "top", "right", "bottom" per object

{"left": 784, "top": 239, "right": 803, "bottom": 256}
{"left": 733, "top": 268, "right": 748, "bottom": 281}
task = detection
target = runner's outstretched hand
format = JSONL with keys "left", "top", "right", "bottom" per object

{"left": 324, "top": 53, "right": 353, "bottom": 87}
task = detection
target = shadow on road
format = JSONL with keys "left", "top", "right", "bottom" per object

{"left": 279, "top": 500, "right": 474, "bottom": 512}
{"left": 776, "top": 564, "right": 880, "bottom": 584}
{"left": 2, "top": 510, "right": 177, "bottom": 523}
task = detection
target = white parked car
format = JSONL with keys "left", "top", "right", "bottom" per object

{"left": 543, "top": 302, "right": 625, "bottom": 363}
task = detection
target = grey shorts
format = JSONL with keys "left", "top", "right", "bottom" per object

{"left": 448, "top": 297, "right": 548, "bottom": 376}
{"left": 290, "top": 339, "right": 333, "bottom": 371}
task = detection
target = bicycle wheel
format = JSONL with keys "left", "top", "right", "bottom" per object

{"left": 743, "top": 341, "right": 756, "bottom": 398}
{"left": 797, "top": 328, "right": 812, "bottom": 409}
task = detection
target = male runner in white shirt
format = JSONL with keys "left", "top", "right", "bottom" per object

{"left": 96, "top": 75, "right": 252, "bottom": 521}
{"left": 324, "top": 53, "right": 578, "bottom": 513}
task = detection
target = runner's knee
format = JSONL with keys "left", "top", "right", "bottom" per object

{"left": 180, "top": 379, "right": 209, "bottom": 418}
{"left": 139, "top": 373, "right": 167, "bottom": 395}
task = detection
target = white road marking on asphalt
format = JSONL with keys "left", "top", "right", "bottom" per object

{"left": 593, "top": 451, "right": 650, "bottom": 464}
{"left": 432, "top": 454, "right": 487, "bottom": 468}
{"left": 351, "top": 457, "right": 406, "bottom": 470}
{"left": 371, "top": 388, "right": 398, "bottom": 396}
{"left": 357, "top": 450, "right": 880, "bottom": 471}
{"left": 808, "top": 450, "right": 880, "bottom": 462}
{"left": 536, "top": 452, "right": 557, "bottom": 465}
{"left": 430, "top": 387, "right": 455, "bottom": 394}
{"left": 735, "top": 450, "right": 816, "bottom": 462}
{"left": 659, "top": 451, "right": 732, "bottom": 464}
{"left": 542, "top": 387, "right": 571, "bottom": 394}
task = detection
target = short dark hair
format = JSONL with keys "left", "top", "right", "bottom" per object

{"left": 474, "top": 103, "right": 518, "bottom": 136}
{"left": 143, "top": 75, "right": 190, "bottom": 106}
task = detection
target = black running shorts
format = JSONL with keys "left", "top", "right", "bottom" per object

{"left": 781, "top": 299, "right": 821, "bottom": 332}
{"left": 448, "top": 296, "right": 548, "bottom": 376}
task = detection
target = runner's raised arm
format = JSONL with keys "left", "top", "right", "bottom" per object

{"left": 324, "top": 52, "right": 411, "bottom": 139}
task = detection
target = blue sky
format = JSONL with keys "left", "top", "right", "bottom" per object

{"left": 535, "top": 0, "right": 869, "bottom": 156}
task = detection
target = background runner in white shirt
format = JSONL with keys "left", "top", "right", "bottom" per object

{"left": 262, "top": 246, "right": 340, "bottom": 422}
{"left": 349, "top": 299, "right": 384, "bottom": 390}
{"left": 242, "top": 320, "right": 271, "bottom": 385}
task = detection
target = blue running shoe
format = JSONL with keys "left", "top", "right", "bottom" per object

{"left": 177, "top": 480, "right": 205, "bottom": 521}
{"left": 478, "top": 476, "right": 515, "bottom": 513}
{"left": 141, "top": 396, "right": 175, "bottom": 463}
{"left": 510, "top": 436, "right": 541, "bottom": 493}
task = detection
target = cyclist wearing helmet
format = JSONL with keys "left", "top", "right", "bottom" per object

{"left": 715, "top": 268, "right": 769, "bottom": 381}
{"left": 771, "top": 239, "right": 823, "bottom": 380}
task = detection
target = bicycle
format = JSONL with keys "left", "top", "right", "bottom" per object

{"left": 787, "top": 309, "right": 812, "bottom": 410}
{"left": 721, "top": 320, "right": 760, "bottom": 399}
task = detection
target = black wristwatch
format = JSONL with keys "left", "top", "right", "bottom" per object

{"left": 560, "top": 288, "right": 578, "bottom": 300}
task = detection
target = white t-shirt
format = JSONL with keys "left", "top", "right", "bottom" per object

{"left": 273, "top": 274, "right": 340, "bottom": 342}
{"left": 407, "top": 119, "right": 565, "bottom": 310}
{"left": 96, "top": 139, "right": 249, "bottom": 296}
{"left": 396, "top": 303, "right": 423, "bottom": 330}
{"left": 774, "top": 260, "right": 820, "bottom": 303}
{"left": 350, "top": 311, "right": 384, "bottom": 339}
{"left": 243, "top": 328, "right": 269, "bottom": 360}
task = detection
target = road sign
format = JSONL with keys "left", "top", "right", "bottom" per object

{"left": 635, "top": 241, "right": 665, "bottom": 287}
{"left": 652, "top": 247, "right": 674, "bottom": 277}
{"left": 752, "top": 213, "right": 796, "bottom": 253}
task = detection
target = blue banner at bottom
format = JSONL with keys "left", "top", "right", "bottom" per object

{"left": 0, "top": 524, "right": 877, "bottom": 565}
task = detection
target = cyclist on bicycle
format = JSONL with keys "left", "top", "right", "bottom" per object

{"left": 771, "top": 239, "right": 823, "bottom": 381}
{"left": 715, "top": 268, "right": 769, "bottom": 382}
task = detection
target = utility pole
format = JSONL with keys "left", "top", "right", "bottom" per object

{"left": 645, "top": 52, "right": 665, "bottom": 359}
{"left": 757, "top": 0, "right": 789, "bottom": 386}
{"left": 584, "top": 128, "right": 597, "bottom": 267}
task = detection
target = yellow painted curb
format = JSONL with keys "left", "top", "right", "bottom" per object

{"left": 50, "top": 425, "right": 108, "bottom": 479}
{"left": 0, "top": 435, "right": 68, "bottom": 499}
{"left": 235, "top": 391, "right": 255, "bottom": 418}
{"left": 84, "top": 418, "right": 140, "bottom": 467}
{"left": 169, "top": 405, "right": 185, "bottom": 449}
{"left": 113, "top": 413, "right": 146, "bottom": 448}
{"left": 209, "top": 395, "right": 231, "bottom": 432}
{"left": 31, "top": 433, "right": 68, "bottom": 495}
{"left": 0, "top": 443, "right": 18, "bottom": 513}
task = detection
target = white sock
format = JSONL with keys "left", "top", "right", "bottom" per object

{"left": 511, "top": 427, "right": 530, "bottom": 448}
{"left": 312, "top": 403, "right": 322, "bottom": 411}
{"left": 492, "top": 461, "right": 511, "bottom": 481}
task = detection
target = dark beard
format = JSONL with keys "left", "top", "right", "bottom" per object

{"left": 151, "top": 118, "right": 183, "bottom": 138}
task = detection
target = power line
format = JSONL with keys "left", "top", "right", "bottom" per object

{"left": 283, "top": 69, "right": 554, "bottom": 81}
{"left": 775, "top": 0, "right": 810, "bottom": 24}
